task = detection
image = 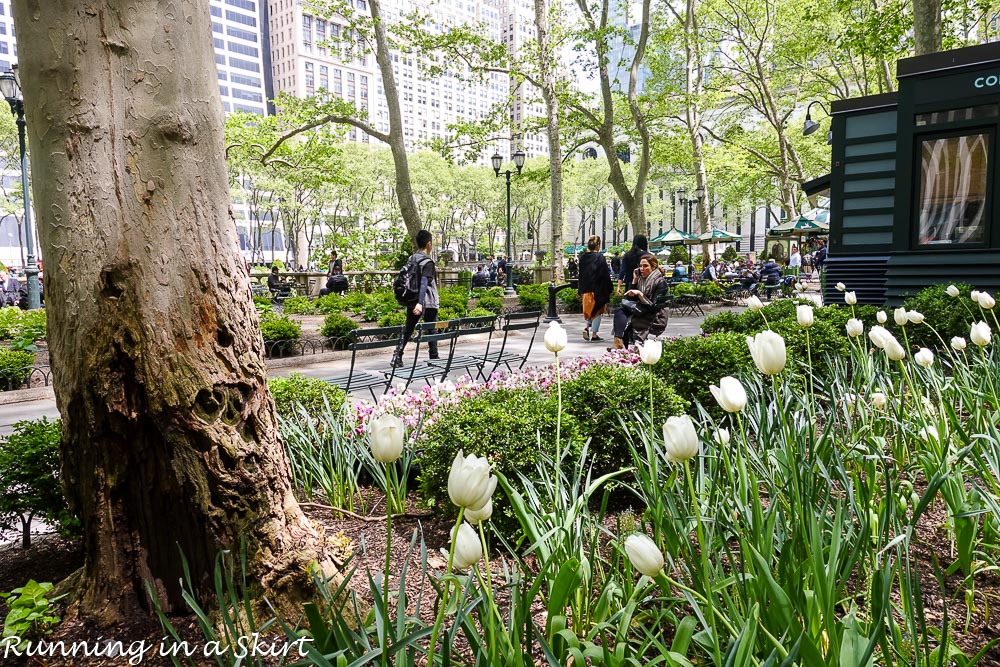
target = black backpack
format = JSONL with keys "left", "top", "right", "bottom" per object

{"left": 393, "top": 255, "right": 430, "bottom": 306}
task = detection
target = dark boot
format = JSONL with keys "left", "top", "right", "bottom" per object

{"left": 390, "top": 344, "right": 404, "bottom": 368}
{"left": 428, "top": 343, "right": 440, "bottom": 360}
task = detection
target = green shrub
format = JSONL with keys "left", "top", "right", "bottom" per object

{"left": 475, "top": 294, "right": 504, "bottom": 315}
{"left": 695, "top": 282, "right": 724, "bottom": 299}
{"left": 672, "top": 282, "right": 696, "bottom": 296}
{"left": 314, "top": 293, "right": 344, "bottom": 314}
{"left": 253, "top": 296, "right": 273, "bottom": 314}
{"left": 281, "top": 296, "right": 316, "bottom": 315}
{"left": 701, "top": 310, "right": 740, "bottom": 334}
{"left": 457, "top": 270, "right": 472, "bottom": 290}
{"left": 466, "top": 307, "right": 496, "bottom": 319}
{"left": 667, "top": 246, "right": 689, "bottom": 265}
{"left": 378, "top": 310, "right": 408, "bottom": 327}
{"left": 516, "top": 283, "right": 548, "bottom": 311}
{"left": 557, "top": 288, "right": 582, "bottom": 310}
{"left": 487, "top": 286, "right": 505, "bottom": 298}
{"left": 0, "top": 349, "right": 35, "bottom": 390}
{"left": 418, "top": 388, "right": 582, "bottom": 537}
{"left": 360, "top": 290, "right": 398, "bottom": 322}
{"left": 653, "top": 333, "right": 753, "bottom": 412}
{"left": 0, "top": 308, "right": 23, "bottom": 339}
{"left": 721, "top": 246, "right": 739, "bottom": 262}
{"left": 0, "top": 418, "right": 79, "bottom": 547}
{"left": 340, "top": 291, "right": 369, "bottom": 314}
{"left": 561, "top": 364, "right": 687, "bottom": 473}
{"left": 438, "top": 286, "right": 470, "bottom": 317}
{"left": 268, "top": 373, "right": 346, "bottom": 420}
{"left": 895, "top": 283, "right": 978, "bottom": 349}
{"left": 0, "top": 580, "right": 63, "bottom": 641}
{"left": 769, "top": 318, "right": 850, "bottom": 370}
{"left": 319, "top": 312, "right": 360, "bottom": 340}
{"left": 437, "top": 308, "right": 461, "bottom": 322}
{"left": 259, "top": 312, "right": 301, "bottom": 355}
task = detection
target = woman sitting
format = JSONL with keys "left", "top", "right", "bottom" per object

{"left": 610, "top": 253, "right": 670, "bottom": 349}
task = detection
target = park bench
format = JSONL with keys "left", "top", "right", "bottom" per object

{"left": 471, "top": 310, "right": 542, "bottom": 381}
{"left": 427, "top": 313, "right": 499, "bottom": 378}
{"left": 325, "top": 325, "right": 405, "bottom": 400}
{"left": 377, "top": 319, "right": 460, "bottom": 390}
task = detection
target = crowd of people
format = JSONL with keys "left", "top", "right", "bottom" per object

{"left": 471, "top": 255, "right": 510, "bottom": 288}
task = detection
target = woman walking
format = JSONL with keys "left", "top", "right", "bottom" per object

{"left": 578, "top": 236, "right": 613, "bottom": 342}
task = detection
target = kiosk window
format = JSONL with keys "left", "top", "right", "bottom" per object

{"left": 916, "top": 132, "right": 989, "bottom": 246}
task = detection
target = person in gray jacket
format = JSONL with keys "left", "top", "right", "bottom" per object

{"left": 391, "top": 229, "right": 439, "bottom": 367}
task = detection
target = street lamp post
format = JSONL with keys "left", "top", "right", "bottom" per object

{"left": 0, "top": 66, "right": 40, "bottom": 309}
{"left": 492, "top": 148, "right": 525, "bottom": 296}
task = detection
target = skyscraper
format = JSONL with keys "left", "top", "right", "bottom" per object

{"left": 210, "top": 0, "right": 272, "bottom": 116}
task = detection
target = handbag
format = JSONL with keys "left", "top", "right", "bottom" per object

{"left": 621, "top": 297, "right": 651, "bottom": 317}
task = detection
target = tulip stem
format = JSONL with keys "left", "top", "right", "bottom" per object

{"left": 649, "top": 364, "right": 655, "bottom": 444}
{"left": 685, "top": 460, "right": 721, "bottom": 666}
{"left": 428, "top": 507, "right": 466, "bottom": 662}
{"left": 381, "top": 463, "right": 394, "bottom": 667}
{"left": 556, "top": 353, "right": 562, "bottom": 502}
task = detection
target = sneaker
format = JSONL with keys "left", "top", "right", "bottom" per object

{"left": 590, "top": 334, "right": 604, "bottom": 342}
{"left": 582, "top": 328, "right": 591, "bottom": 341}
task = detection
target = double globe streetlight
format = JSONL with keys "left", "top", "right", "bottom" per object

{"left": 0, "top": 66, "right": 40, "bottom": 309}
{"left": 491, "top": 148, "right": 525, "bottom": 296}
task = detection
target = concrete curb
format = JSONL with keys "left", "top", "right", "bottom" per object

{"left": 0, "top": 385, "right": 54, "bottom": 405}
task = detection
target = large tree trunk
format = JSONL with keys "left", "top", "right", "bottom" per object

{"left": 913, "top": 0, "right": 943, "bottom": 55}
{"left": 13, "top": 0, "right": 329, "bottom": 623}
{"left": 535, "top": 0, "right": 563, "bottom": 280}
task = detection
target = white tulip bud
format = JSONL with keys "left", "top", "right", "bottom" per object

{"left": 639, "top": 339, "right": 662, "bottom": 365}
{"left": 836, "top": 282, "right": 846, "bottom": 292}
{"left": 746, "top": 295, "right": 764, "bottom": 311}
{"left": 714, "top": 428, "right": 731, "bottom": 446}
{"left": 946, "top": 285, "right": 960, "bottom": 297}
{"left": 914, "top": 347, "right": 934, "bottom": 367}
{"left": 977, "top": 291, "right": 995, "bottom": 309}
{"left": 368, "top": 414, "right": 405, "bottom": 463}
{"left": 842, "top": 392, "right": 858, "bottom": 409}
{"left": 452, "top": 522, "right": 483, "bottom": 569}
{"left": 868, "top": 325, "right": 891, "bottom": 349}
{"left": 662, "top": 415, "right": 699, "bottom": 462}
{"left": 971, "top": 321, "right": 992, "bottom": 347}
{"left": 845, "top": 318, "right": 863, "bottom": 337}
{"left": 709, "top": 376, "right": 748, "bottom": 413}
{"left": 877, "top": 310, "right": 887, "bottom": 324}
{"left": 918, "top": 425, "right": 939, "bottom": 442}
{"left": 951, "top": 336, "right": 967, "bottom": 351}
{"left": 464, "top": 498, "right": 493, "bottom": 526}
{"left": 907, "top": 310, "right": 925, "bottom": 324}
{"left": 746, "top": 330, "right": 787, "bottom": 375}
{"left": 544, "top": 321, "right": 568, "bottom": 353}
{"left": 870, "top": 392, "right": 887, "bottom": 409}
{"left": 796, "top": 304, "right": 814, "bottom": 328}
{"left": 884, "top": 336, "right": 907, "bottom": 361}
{"left": 844, "top": 291, "right": 857, "bottom": 305}
{"left": 448, "top": 450, "right": 497, "bottom": 511}
{"left": 624, "top": 533, "right": 665, "bottom": 577}
{"left": 894, "top": 307, "right": 908, "bottom": 326}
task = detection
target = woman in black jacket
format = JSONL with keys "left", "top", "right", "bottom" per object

{"left": 577, "top": 236, "right": 613, "bottom": 342}
{"left": 617, "top": 234, "right": 648, "bottom": 292}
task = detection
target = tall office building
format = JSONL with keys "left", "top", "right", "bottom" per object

{"left": 210, "top": 0, "right": 272, "bottom": 116}
{"left": 495, "top": 0, "right": 547, "bottom": 159}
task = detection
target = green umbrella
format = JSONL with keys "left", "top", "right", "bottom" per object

{"left": 768, "top": 207, "right": 830, "bottom": 237}
{"left": 650, "top": 226, "right": 700, "bottom": 246}
{"left": 698, "top": 227, "right": 742, "bottom": 242}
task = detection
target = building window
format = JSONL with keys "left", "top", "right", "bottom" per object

{"left": 303, "top": 15, "right": 312, "bottom": 52}
{"left": 225, "top": 0, "right": 256, "bottom": 11}
{"left": 228, "top": 41, "right": 259, "bottom": 57}
{"left": 226, "top": 26, "right": 258, "bottom": 42}
{"left": 226, "top": 10, "right": 257, "bottom": 26}
{"left": 229, "top": 56, "right": 261, "bottom": 72}
{"left": 916, "top": 131, "right": 991, "bottom": 247}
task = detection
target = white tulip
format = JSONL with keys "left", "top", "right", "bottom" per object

{"left": 845, "top": 318, "right": 864, "bottom": 337}
{"left": 746, "top": 295, "right": 764, "bottom": 311}
{"left": 448, "top": 450, "right": 497, "bottom": 511}
{"left": 746, "top": 331, "right": 787, "bottom": 375}
{"left": 907, "top": 310, "right": 925, "bottom": 325}
{"left": 709, "top": 376, "right": 747, "bottom": 413}
{"left": 836, "top": 282, "right": 846, "bottom": 292}
{"left": 369, "top": 414, "right": 405, "bottom": 463}
{"left": 662, "top": 415, "right": 699, "bottom": 462}
{"left": 877, "top": 310, "right": 887, "bottom": 324}
{"left": 796, "top": 304, "right": 814, "bottom": 328}
{"left": 464, "top": 498, "right": 493, "bottom": 526}
{"left": 544, "top": 321, "right": 568, "bottom": 353}
{"left": 977, "top": 291, "right": 996, "bottom": 309}
{"left": 946, "top": 284, "right": 960, "bottom": 297}
{"left": 844, "top": 291, "right": 857, "bottom": 305}
{"left": 452, "top": 522, "right": 483, "bottom": 569}
{"left": 951, "top": 336, "right": 967, "bottom": 351}
{"left": 918, "top": 425, "right": 939, "bottom": 442}
{"left": 714, "top": 428, "right": 731, "bottom": 446}
{"left": 842, "top": 392, "right": 858, "bottom": 409}
{"left": 868, "top": 325, "right": 892, "bottom": 349}
{"left": 884, "top": 335, "right": 907, "bottom": 361}
{"left": 639, "top": 339, "right": 662, "bottom": 365}
{"left": 870, "top": 392, "right": 887, "bottom": 409}
{"left": 624, "top": 533, "right": 665, "bottom": 577}
{"left": 894, "top": 307, "right": 908, "bottom": 326}
{"left": 971, "top": 321, "right": 992, "bottom": 347}
{"left": 914, "top": 348, "right": 934, "bottom": 367}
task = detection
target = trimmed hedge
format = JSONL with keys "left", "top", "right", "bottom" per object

{"left": 268, "top": 373, "right": 346, "bottom": 419}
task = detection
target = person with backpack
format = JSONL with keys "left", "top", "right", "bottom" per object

{"left": 391, "top": 229, "right": 439, "bottom": 368}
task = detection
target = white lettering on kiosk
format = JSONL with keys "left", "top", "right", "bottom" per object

{"left": 974, "top": 75, "right": 1000, "bottom": 88}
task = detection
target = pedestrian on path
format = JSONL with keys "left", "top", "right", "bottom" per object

{"left": 392, "top": 230, "right": 439, "bottom": 368}
{"left": 578, "top": 236, "right": 612, "bottom": 342}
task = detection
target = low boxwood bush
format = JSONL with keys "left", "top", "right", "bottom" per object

{"left": 417, "top": 388, "right": 582, "bottom": 537}
{"left": 653, "top": 333, "right": 752, "bottom": 412}
{"left": 320, "top": 312, "right": 360, "bottom": 341}
{"left": 557, "top": 288, "right": 582, "bottom": 311}
{"left": 466, "top": 307, "right": 496, "bottom": 319}
{"left": 360, "top": 290, "right": 398, "bottom": 322}
{"left": 893, "top": 283, "right": 979, "bottom": 349}
{"left": 281, "top": 296, "right": 316, "bottom": 315}
{"left": 561, "top": 364, "right": 687, "bottom": 473}
{"left": 516, "top": 283, "right": 548, "bottom": 311}
{"left": 378, "top": 310, "right": 408, "bottom": 327}
{"left": 487, "top": 286, "right": 505, "bottom": 298}
{"left": 0, "top": 309, "right": 47, "bottom": 342}
{"left": 475, "top": 294, "right": 504, "bottom": 315}
{"left": 259, "top": 313, "right": 302, "bottom": 355}
{"left": 340, "top": 291, "right": 369, "bottom": 314}
{"left": 268, "top": 373, "right": 346, "bottom": 419}
{"left": 314, "top": 293, "right": 344, "bottom": 314}
{"left": 253, "top": 296, "right": 273, "bottom": 314}
{"left": 0, "top": 349, "right": 35, "bottom": 390}
{"left": 438, "top": 286, "right": 470, "bottom": 317}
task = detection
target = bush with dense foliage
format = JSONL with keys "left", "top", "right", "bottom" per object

{"left": 560, "top": 364, "right": 687, "bottom": 473}
{"left": 892, "top": 283, "right": 979, "bottom": 349}
{"left": 667, "top": 245, "right": 689, "bottom": 265}
{"left": 359, "top": 290, "right": 400, "bottom": 322}
{"left": 652, "top": 333, "right": 753, "bottom": 411}
{"left": 438, "top": 286, "right": 470, "bottom": 317}
{"left": 314, "top": 293, "right": 344, "bottom": 314}
{"left": 378, "top": 310, "right": 408, "bottom": 327}
{"left": 516, "top": 283, "right": 548, "bottom": 310}
{"left": 268, "top": 373, "right": 346, "bottom": 420}
{"left": 259, "top": 312, "right": 302, "bottom": 354}
{"left": 672, "top": 282, "right": 723, "bottom": 299}
{"left": 418, "top": 388, "right": 581, "bottom": 535}
{"left": 0, "top": 418, "right": 78, "bottom": 548}
{"left": 0, "top": 348, "right": 35, "bottom": 390}
{"left": 320, "top": 312, "right": 360, "bottom": 340}
{"left": 0, "top": 308, "right": 46, "bottom": 342}
{"left": 281, "top": 296, "right": 316, "bottom": 315}
{"left": 557, "top": 288, "right": 582, "bottom": 311}
{"left": 466, "top": 307, "right": 497, "bottom": 319}
{"left": 475, "top": 293, "right": 504, "bottom": 314}
{"left": 253, "top": 295, "right": 273, "bottom": 314}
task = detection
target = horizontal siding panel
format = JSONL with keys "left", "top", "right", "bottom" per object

{"left": 845, "top": 159, "right": 896, "bottom": 174}
{"left": 823, "top": 255, "right": 889, "bottom": 305}
{"left": 845, "top": 141, "right": 896, "bottom": 156}
{"left": 845, "top": 111, "right": 897, "bottom": 138}
{"left": 885, "top": 252, "right": 1000, "bottom": 303}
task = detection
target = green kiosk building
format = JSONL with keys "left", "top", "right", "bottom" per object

{"left": 824, "top": 42, "right": 1000, "bottom": 305}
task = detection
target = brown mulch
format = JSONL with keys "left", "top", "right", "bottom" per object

{"left": 2, "top": 490, "right": 1000, "bottom": 666}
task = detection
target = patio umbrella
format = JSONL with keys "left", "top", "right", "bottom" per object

{"left": 650, "top": 226, "right": 700, "bottom": 246}
{"left": 768, "top": 215, "right": 829, "bottom": 237}
{"left": 698, "top": 227, "right": 742, "bottom": 243}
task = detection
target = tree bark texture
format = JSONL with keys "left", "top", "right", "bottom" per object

{"left": 534, "top": 0, "right": 563, "bottom": 277}
{"left": 913, "top": 0, "right": 943, "bottom": 55}
{"left": 12, "top": 0, "right": 328, "bottom": 623}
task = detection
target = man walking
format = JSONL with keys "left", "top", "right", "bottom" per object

{"left": 392, "top": 229, "right": 439, "bottom": 367}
